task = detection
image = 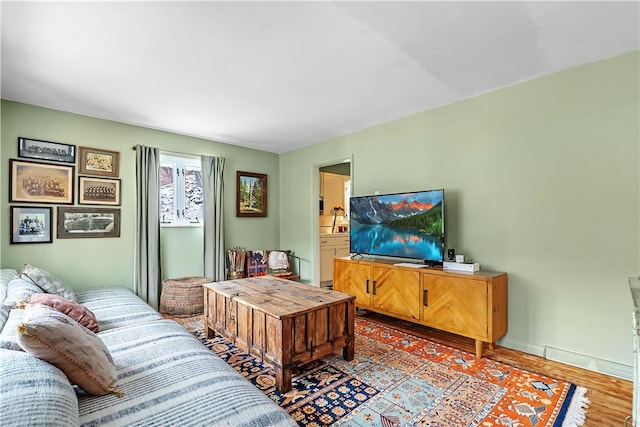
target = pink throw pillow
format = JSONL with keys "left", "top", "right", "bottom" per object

{"left": 24, "top": 293, "right": 99, "bottom": 332}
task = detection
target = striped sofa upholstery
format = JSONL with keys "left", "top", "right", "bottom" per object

{"left": 1, "top": 280, "right": 296, "bottom": 427}
{"left": 0, "top": 269, "right": 18, "bottom": 332}
{"left": 0, "top": 268, "right": 18, "bottom": 305}
{"left": 76, "top": 288, "right": 163, "bottom": 330}
{"left": 0, "top": 348, "right": 80, "bottom": 426}
{"left": 79, "top": 320, "right": 295, "bottom": 427}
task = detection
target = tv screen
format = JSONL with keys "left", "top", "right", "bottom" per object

{"left": 349, "top": 189, "right": 444, "bottom": 263}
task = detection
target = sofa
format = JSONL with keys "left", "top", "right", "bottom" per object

{"left": 0, "top": 267, "right": 297, "bottom": 427}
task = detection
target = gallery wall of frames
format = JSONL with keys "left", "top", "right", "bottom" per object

{"left": 9, "top": 137, "right": 121, "bottom": 244}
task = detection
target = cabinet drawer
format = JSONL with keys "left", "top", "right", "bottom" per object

{"left": 320, "top": 235, "right": 350, "bottom": 247}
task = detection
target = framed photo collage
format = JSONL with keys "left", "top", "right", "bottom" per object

{"left": 9, "top": 137, "right": 121, "bottom": 244}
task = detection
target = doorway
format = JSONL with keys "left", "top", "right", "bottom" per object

{"left": 318, "top": 161, "right": 351, "bottom": 289}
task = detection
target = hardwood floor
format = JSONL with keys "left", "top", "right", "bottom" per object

{"left": 360, "top": 311, "right": 633, "bottom": 427}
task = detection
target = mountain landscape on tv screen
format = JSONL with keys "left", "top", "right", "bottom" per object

{"left": 350, "top": 195, "right": 443, "bottom": 237}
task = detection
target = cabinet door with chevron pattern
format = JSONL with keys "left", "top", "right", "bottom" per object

{"left": 422, "top": 274, "right": 488, "bottom": 338}
{"left": 372, "top": 267, "right": 421, "bottom": 320}
{"left": 333, "top": 260, "right": 370, "bottom": 307}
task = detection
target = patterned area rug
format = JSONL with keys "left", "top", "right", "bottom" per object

{"left": 181, "top": 316, "right": 588, "bottom": 426}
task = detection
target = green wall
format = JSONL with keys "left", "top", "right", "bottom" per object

{"left": 1, "top": 101, "right": 281, "bottom": 290}
{"left": 280, "top": 51, "right": 640, "bottom": 369}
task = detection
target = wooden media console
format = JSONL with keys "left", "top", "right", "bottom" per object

{"left": 333, "top": 257, "right": 507, "bottom": 359}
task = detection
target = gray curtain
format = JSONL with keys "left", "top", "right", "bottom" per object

{"left": 135, "top": 145, "right": 161, "bottom": 309}
{"left": 202, "top": 156, "right": 226, "bottom": 281}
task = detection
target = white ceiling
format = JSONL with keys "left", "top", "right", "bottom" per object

{"left": 1, "top": 1, "right": 638, "bottom": 154}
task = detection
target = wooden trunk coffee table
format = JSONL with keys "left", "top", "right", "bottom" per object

{"left": 203, "top": 276, "right": 355, "bottom": 393}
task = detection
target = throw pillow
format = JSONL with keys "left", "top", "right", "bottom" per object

{"left": 266, "top": 250, "right": 292, "bottom": 276}
{"left": 4, "top": 276, "right": 44, "bottom": 308}
{"left": 22, "top": 293, "right": 99, "bottom": 332}
{"left": 246, "top": 250, "right": 268, "bottom": 277}
{"left": 17, "top": 303, "right": 121, "bottom": 396}
{"left": 20, "top": 264, "right": 76, "bottom": 302}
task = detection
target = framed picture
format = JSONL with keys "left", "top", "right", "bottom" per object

{"left": 57, "top": 207, "right": 120, "bottom": 239}
{"left": 18, "top": 137, "right": 76, "bottom": 163}
{"left": 237, "top": 171, "right": 267, "bottom": 217}
{"left": 78, "top": 176, "right": 121, "bottom": 206}
{"left": 9, "top": 159, "right": 74, "bottom": 204}
{"left": 10, "top": 206, "right": 53, "bottom": 244}
{"left": 78, "top": 146, "right": 120, "bottom": 177}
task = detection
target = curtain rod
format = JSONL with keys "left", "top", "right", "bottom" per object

{"left": 131, "top": 145, "right": 199, "bottom": 158}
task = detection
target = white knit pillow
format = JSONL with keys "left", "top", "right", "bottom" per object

{"left": 20, "top": 264, "right": 76, "bottom": 302}
{"left": 4, "top": 276, "right": 44, "bottom": 308}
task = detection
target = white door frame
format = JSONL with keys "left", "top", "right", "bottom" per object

{"left": 311, "top": 156, "right": 353, "bottom": 286}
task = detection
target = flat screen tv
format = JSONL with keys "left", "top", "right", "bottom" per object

{"left": 349, "top": 189, "right": 444, "bottom": 264}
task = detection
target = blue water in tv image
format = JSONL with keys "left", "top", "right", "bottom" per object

{"left": 349, "top": 190, "right": 444, "bottom": 262}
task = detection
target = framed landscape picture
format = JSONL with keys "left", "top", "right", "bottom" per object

{"left": 57, "top": 207, "right": 120, "bottom": 239}
{"left": 78, "top": 176, "right": 121, "bottom": 206}
{"left": 9, "top": 159, "right": 74, "bottom": 204}
{"left": 78, "top": 146, "right": 120, "bottom": 177}
{"left": 237, "top": 171, "right": 267, "bottom": 217}
{"left": 18, "top": 137, "right": 76, "bottom": 163}
{"left": 10, "top": 206, "right": 53, "bottom": 244}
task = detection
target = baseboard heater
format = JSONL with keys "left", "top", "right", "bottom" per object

{"left": 544, "top": 346, "right": 632, "bottom": 380}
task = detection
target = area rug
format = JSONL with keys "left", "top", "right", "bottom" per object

{"left": 182, "top": 316, "right": 588, "bottom": 426}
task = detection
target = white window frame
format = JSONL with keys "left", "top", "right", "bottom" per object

{"left": 159, "top": 154, "right": 203, "bottom": 227}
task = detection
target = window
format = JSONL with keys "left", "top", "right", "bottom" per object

{"left": 159, "top": 154, "right": 203, "bottom": 226}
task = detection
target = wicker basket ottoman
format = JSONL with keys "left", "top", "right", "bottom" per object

{"left": 159, "top": 276, "right": 211, "bottom": 317}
